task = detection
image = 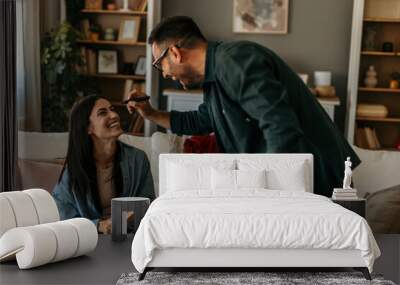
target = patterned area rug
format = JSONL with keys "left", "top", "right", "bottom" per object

{"left": 116, "top": 271, "right": 395, "bottom": 285}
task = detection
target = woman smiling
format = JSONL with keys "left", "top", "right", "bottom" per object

{"left": 52, "top": 95, "right": 155, "bottom": 234}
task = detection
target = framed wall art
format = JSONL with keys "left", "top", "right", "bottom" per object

{"left": 233, "top": 0, "right": 289, "bottom": 34}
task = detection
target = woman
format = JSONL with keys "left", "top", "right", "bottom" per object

{"left": 53, "top": 95, "right": 155, "bottom": 234}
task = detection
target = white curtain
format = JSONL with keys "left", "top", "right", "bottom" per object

{"left": 16, "top": 0, "right": 62, "bottom": 131}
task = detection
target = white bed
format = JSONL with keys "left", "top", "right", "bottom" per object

{"left": 131, "top": 154, "right": 380, "bottom": 280}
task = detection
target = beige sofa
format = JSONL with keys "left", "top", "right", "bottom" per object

{"left": 16, "top": 131, "right": 185, "bottom": 195}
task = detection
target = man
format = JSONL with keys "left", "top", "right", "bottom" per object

{"left": 127, "top": 16, "right": 360, "bottom": 197}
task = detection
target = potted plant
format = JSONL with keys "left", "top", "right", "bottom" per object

{"left": 389, "top": 72, "right": 400, "bottom": 89}
{"left": 90, "top": 24, "right": 101, "bottom": 41}
{"left": 42, "top": 21, "right": 95, "bottom": 131}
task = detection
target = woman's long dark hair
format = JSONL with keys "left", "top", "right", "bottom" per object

{"left": 59, "top": 95, "right": 123, "bottom": 218}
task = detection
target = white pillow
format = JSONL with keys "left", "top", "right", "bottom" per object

{"left": 211, "top": 168, "right": 236, "bottom": 189}
{"left": 238, "top": 159, "right": 308, "bottom": 192}
{"left": 237, "top": 169, "right": 267, "bottom": 188}
{"left": 167, "top": 162, "right": 210, "bottom": 191}
{"left": 166, "top": 159, "right": 235, "bottom": 191}
{"left": 211, "top": 168, "right": 267, "bottom": 190}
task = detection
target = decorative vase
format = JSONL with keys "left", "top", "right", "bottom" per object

{"left": 107, "top": 3, "right": 117, "bottom": 10}
{"left": 364, "top": 65, "right": 378, "bottom": 88}
{"left": 389, "top": 79, "right": 399, "bottom": 89}
{"left": 104, "top": 28, "right": 116, "bottom": 41}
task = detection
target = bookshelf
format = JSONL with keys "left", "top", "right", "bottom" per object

{"left": 81, "top": 9, "right": 148, "bottom": 16}
{"left": 357, "top": 117, "right": 400, "bottom": 123}
{"left": 83, "top": 74, "right": 145, "bottom": 80}
{"left": 346, "top": 0, "right": 400, "bottom": 151}
{"left": 361, "top": 51, "right": 398, "bottom": 56}
{"left": 75, "top": 0, "right": 161, "bottom": 136}
{"left": 358, "top": 87, "right": 400, "bottom": 93}
{"left": 77, "top": 39, "right": 146, "bottom": 46}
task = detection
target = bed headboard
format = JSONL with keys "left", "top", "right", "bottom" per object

{"left": 158, "top": 154, "right": 313, "bottom": 196}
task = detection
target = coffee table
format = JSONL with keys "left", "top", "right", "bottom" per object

{"left": 0, "top": 235, "right": 133, "bottom": 285}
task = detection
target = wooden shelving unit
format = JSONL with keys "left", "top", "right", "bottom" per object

{"left": 361, "top": 51, "right": 398, "bottom": 56}
{"left": 363, "top": 17, "right": 400, "bottom": 23}
{"left": 346, "top": 0, "right": 400, "bottom": 151}
{"left": 81, "top": 9, "right": 147, "bottom": 16}
{"left": 77, "top": 40, "right": 146, "bottom": 46}
{"left": 357, "top": 117, "right": 400, "bottom": 123}
{"left": 82, "top": 74, "right": 145, "bottom": 80}
{"left": 358, "top": 87, "right": 400, "bottom": 93}
{"left": 75, "top": 1, "right": 160, "bottom": 136}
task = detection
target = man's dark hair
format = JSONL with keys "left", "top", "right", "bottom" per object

{"left": 148, "top": 16, "right": 206, "bottom": 48}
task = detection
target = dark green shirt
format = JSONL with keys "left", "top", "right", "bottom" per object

{"left": 170, "top": 41, "right": 360, "bottom": 197}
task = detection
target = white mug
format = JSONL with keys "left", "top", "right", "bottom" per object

{"left": 314, "top": 71, "right": 332, "bottom": 87}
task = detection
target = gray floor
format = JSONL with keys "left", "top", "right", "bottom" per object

{"left": 0, "top": 234, "right": 398, "bottom": 285}
{"left": 0, "top": 235, "right": 134, "bottom": 285}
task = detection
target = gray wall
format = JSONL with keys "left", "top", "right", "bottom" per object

{"left": 162, "top": 0, "right": 354, "bottom": 131}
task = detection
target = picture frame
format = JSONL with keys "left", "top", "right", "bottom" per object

{"left": 134, "top": 56, "right": 146, "bottom": 76}
{"left": 118, "top": 17, "right": 141, "bottom": 43}
{"left": 233, "top": 0, "right": 289, "bottom": 34}
{"left": 97, "top": 50, "right": 118, "bottom": 74}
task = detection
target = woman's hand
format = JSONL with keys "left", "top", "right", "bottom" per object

{"left": 98, "top": 218, "right": 112, "bottom": 234}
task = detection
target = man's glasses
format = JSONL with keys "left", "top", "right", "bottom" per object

{"left": 152, "top": 46, "right": 169, "bottom": 73}
{"left": 151, "top": 36, "right": 191, "bottom": 73}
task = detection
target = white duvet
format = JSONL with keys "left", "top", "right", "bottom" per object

{"left": 131, "top": 190, "right": 380, "bottom": 273}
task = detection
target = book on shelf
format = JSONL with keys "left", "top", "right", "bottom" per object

{"left": 364, "top": 127, "right": 376, "bottom": 149}
{"left": 355, "top": 127, "right": 368, "bottom": 148}
{"left": 86, "top": 49, "right": 97, "bottom": 74}
{"left": 128, "top": 111, "right": 139, "bottom": 131}
{"left": 123, "top": 79, "right": 134, "bottom": 101}
{"left": 132, "top": 116, "right": 144, "bottom": 133}
{"left": 80, "top": 19, "right": 90, "bottom": 40}
{"left": 371, "top": 128, "right": 381, "bottom": 149}
{"left": 136, "top": 0, "right": 148, "bottom": 11}
{"left": 123, "top": 79, "right": 146, "bottom": 101}
{"left": 355, "top": 127, "right": 381, "bottom": 150}
{"left": 77, "top": 47, "right": 88, "bottom": 74}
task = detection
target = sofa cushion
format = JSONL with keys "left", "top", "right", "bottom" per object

{"left": 118, "top": 134, "right": 152, "bottom": 162}
{"left": 17, "top": 159, "right": 63, "bottom": 193}
{"left": 18, "top": 131, "right": 68, "bottom": 160}
{"left": 352, "top": 145, "right": 400, "bottom": 198}
{"left": 119, "top": 132, "right": 185, "bottom": 196}
{"left": 366, "top": 185, "right": 400, "bottom": 234}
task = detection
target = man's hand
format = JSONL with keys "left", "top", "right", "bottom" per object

{"left": 126, "top": 89, "right": 155, "bottom": 119}
{"left": 125, "top": 89, "right": 172, "bottom": 129}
